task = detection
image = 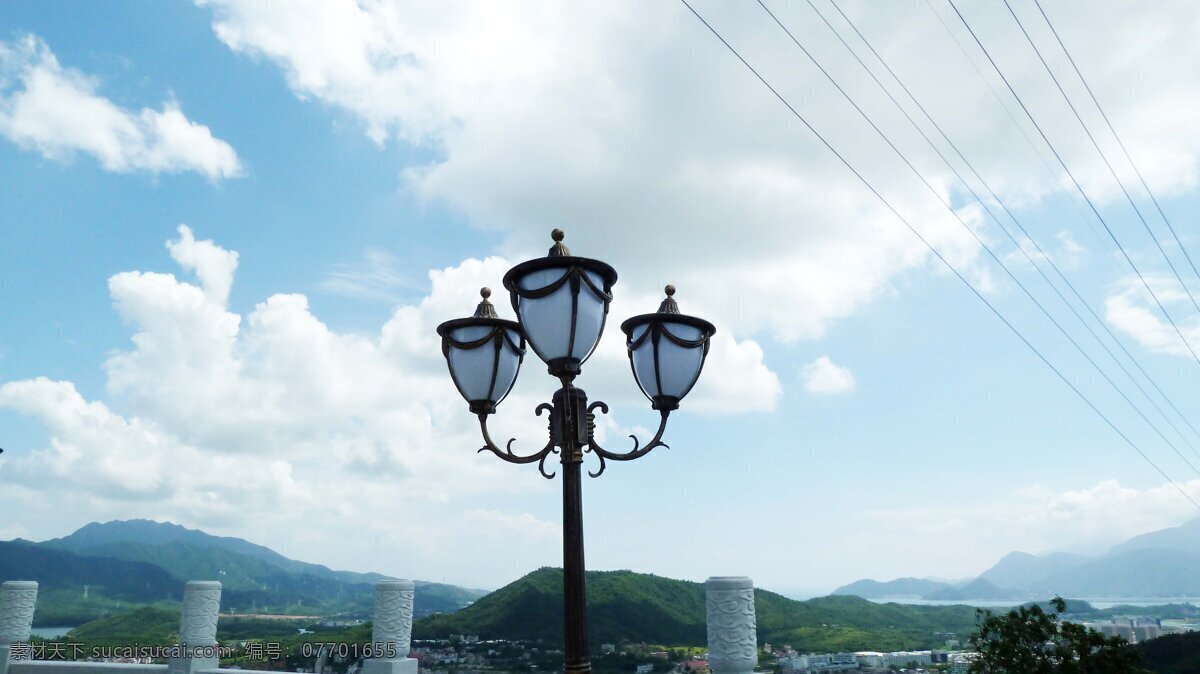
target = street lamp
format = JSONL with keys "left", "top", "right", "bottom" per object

{"left": 436, "top": 229, "right": 716, "bottom": 674}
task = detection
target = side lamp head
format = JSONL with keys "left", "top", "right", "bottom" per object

{"left": 435, "top": 287, "right": 526, "bottom": 415}
{"left": 620, "top": 285, "right": 716, "bottom": 411}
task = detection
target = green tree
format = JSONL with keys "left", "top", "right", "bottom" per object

{"left": 969, "top": 598, "right": 1144, "bottom": 673}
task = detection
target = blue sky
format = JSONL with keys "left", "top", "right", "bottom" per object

{"left": 3, "top": 0, "right": 1200, "bottom": 596}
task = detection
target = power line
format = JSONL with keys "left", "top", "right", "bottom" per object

{"left": 818, "top": 0, "right": 1200, "bottom": 448}
{"left": 677, "top": 0, "right": 1200, "bottom": 510}
{"left": 756, "top": 0, "right": 1200, "bottom": 472}
{"left": 1030, "top": 0, "right": 1200, "bottom": 304}
{"left": 914, "top": 0, "right": 1200, "bottom": 441}
{"left": 946, "top": 0, "right": 1200, "bottom": 369}
{"left": 919, "top": 0, "right": 1103, "bottom": 250}
{"left": 1002, "top": 0, "right": 1200, "bottom": 318}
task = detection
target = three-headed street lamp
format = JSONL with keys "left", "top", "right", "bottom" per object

{"left": 436, "top": 229, "right": 716, "bottom": 674}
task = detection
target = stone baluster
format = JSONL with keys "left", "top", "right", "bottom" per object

{"left": 0, "top": 581, "right": 38, "bottom": 674}
{"left": 705, "top": 577, "right": 757, "bottom": 674}
{"left": 168, "top": 581, "right": 222, "bottom": 674}
{"left": 363, "top": 580, "right": 417, "bottom": 674}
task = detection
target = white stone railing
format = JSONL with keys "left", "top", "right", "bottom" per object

{"left": 2, "top": 581, "right": 40, "bottom": 674}
{"left": 5, "top": 574, "right": 754, "bottom": 674}
{"left": 705, "top": 576, "right": 758, "bottom": 674}
{"left": 0, "top": 579, "right": 417, "bottom": 674}
{"left": 363, "top": 581, "right": 416, "bottom": 674}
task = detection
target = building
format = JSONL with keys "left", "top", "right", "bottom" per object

{"left": 883, "top": 650, "right": 932, "bottom": 667}
{"left": 1134, "top": 623, "right": 1161, "bottom": 642}
{"left": 852, "top": 652, "right": 884, "bottom": 668}
{"left": 1084, "top": 617, "right": 1162, "bottom": 644}
{"left": 778, "top": 653, "right": 857, "bottom": 673}
{"left": 636, "top": 664, "right": 655, "bottom": 674}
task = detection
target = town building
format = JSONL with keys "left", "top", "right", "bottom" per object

{"left": 779, "top": 652, "right": 858, "bottom": 672}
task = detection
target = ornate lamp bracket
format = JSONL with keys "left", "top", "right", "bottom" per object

{"left": 476, "top": 403, "right": 559, "bottom": 479}
{"left": 584, "top": 401, "right": 672, "bottom": 478}
{"left": 474, "top": 389, "right": 672, "bottom": 480}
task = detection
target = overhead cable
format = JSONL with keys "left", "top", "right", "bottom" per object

{"left": 678, "top": 0, "right": 1200, "bottom": 509}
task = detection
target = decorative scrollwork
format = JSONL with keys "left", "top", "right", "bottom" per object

{"left": 585, "top": 402, "right": 671, "bottom": 478}
{"left": 476, "top": 406, "right": 558, "bottom": 480}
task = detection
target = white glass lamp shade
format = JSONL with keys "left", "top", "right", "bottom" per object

{"left": 514, "top": 266, "right": 610, "bottom": 361}
{"left": 502, "top": 232, "right": 617, "bottom": 378}
{"left": 620, "top": 286, "right": 715, "bottom": 411}
{"left": 436, "top": 289, "right": 526, "bottom": 415}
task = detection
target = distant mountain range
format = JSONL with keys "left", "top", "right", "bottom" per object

{"left": 1, "top": 520, "right": 487, "bottom": 625}
{"left": 414, "top": 567, "right": 982, "bottom": 652}
{"left": 834, "top": 517, "right": 1200, "bottom": 601}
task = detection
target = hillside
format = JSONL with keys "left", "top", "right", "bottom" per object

{"left": 1135, "top": 631, "right": 1200, "bottom": 674}
{"left": 1110, "top": 517, "right": 1200, "bottom": 558}
{"left": 2, "top": 520, "right": 488, "bottom": 624}
{"left": 67, "top": 606, "right": 180, "bottom": 646}
{"left": 835, "top": 516, "right": 1200, "bottom": 601}
{"left": 41, "top": 538, "right": 380, "bottom": 616}
{"left": 416, "top": 568, "right": 980, "bottom": 652}
{"left": 0, "top": 539, "right": 183, "bottom": 624}
{"left": 0, "top": 540, "right": 179, "bottom": 601}
{"left": 43, "top": 520, "right": 485, "bottom": 614}
{"left": 923, "top": 578, "right": 1018, "bottom": 601}
{"left": 44, "top": 520, "right": 384, "bottom": 586}
{"left": 831, "top": 577, "right": 953, "bottom": 599}
{"left": 64, "top": 606, "right": 318, "bottom": 645}
{"left": 977, "top": 551, "right": 1090, "bottom": 591}
{"left": 1033, "top": 548, "right": 1200, "bottom": 597}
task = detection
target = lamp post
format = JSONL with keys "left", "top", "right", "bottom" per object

{"left": 436, "top": 229, "right": 716, "bottom": 674}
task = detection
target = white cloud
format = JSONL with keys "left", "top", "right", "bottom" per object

{"left": 839, "top": 478, "right": 1200, "bottom": 585}
{"left": 0, "top": 34, "right": 241, "bottom": 180}
{"left": 801, "top": 355, "right": 855, "bottom": 394}
{"left": 1056, "top": 230, "right": 1085, "bottom": 268}
{"left": 195, "top": 0, "right": 1002, "bottom": 343}
{"left": 194, "top": 0, "right": 1200, "bottom": 343}
{"left": 1104, "top": 275, "right": 1200, "bottom": 357}
{"left": 0, "top": 228, "right": 776, "bottom": 585}
{"left": 320, "top": 248, "right": 421, "bottom": 303}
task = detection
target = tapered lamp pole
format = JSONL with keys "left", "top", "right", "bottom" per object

{"left": 437, "top": 230, "right": 715, "bottom": 674}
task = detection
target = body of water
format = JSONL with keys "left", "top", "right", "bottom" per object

{"left": 867, "top": 597, "right": 1200, "bottom": 609}
{"left": 30, "top": 627, "right": 73, "bottom": 639}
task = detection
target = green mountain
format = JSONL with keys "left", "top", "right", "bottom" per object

{"left": 0, "top": 539, "right": 183, "bottom": 626}
{"left": 65, "top": 606, "right": 319, "bottom": 646}
{"left": 42, "top": 520, "right": 485, "bottom": 613}
{"left": 836, "top": 517, "right": 1200, "bottom": 601}
{"left": 2, "top": 520, "right": 488, "bottom": 625}
{"left": 44, "top": 520, "right": 385, "bottom": 586}
{"left": 0, "top": 539, "right": 178, "bottom": 601}
{"left": 831, "top": 577, "right": 954, "bottom": 599}
{"left": 1111, "top": 517, "right": 1200, "bottom": 558}
{"left": 67, "top": 606, "right": 180, "bottom": 646}
{"left": 977, "top": 551, "right": 1090, "bottom": 592}
{"left": 415, "top": 567, "right": 980, "bottom": 652}
{"left": 1034, "top": 548, "right": 1200, "bottom": 597}
{"left": 923, "top": 578, "right": 1019, "bottom": 602}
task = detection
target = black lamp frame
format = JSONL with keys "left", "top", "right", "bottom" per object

{"left": 437, "top": 233, "right": 714, "bottom": 674}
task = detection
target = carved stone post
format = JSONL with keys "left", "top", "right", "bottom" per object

{"left": 0, "top": 581, "right": 38, "bottom": 674}
{"left": 168, "top": 581, "right": 222, "bottom": 674}
{"left": 362, "top": 580, "right": 417, "bottom": 674}
{"left": 705, "top": 577, "right": 757, "bottom": 674}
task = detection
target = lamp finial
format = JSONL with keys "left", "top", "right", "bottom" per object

{"left": 548, "top": 229, "right": 571, "bottom": 257}
{"left": 658, "top": 284, "right": 680, "bottom": 314}
{"left": 474, "top": 287, "right": 499, "bottom": 318}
